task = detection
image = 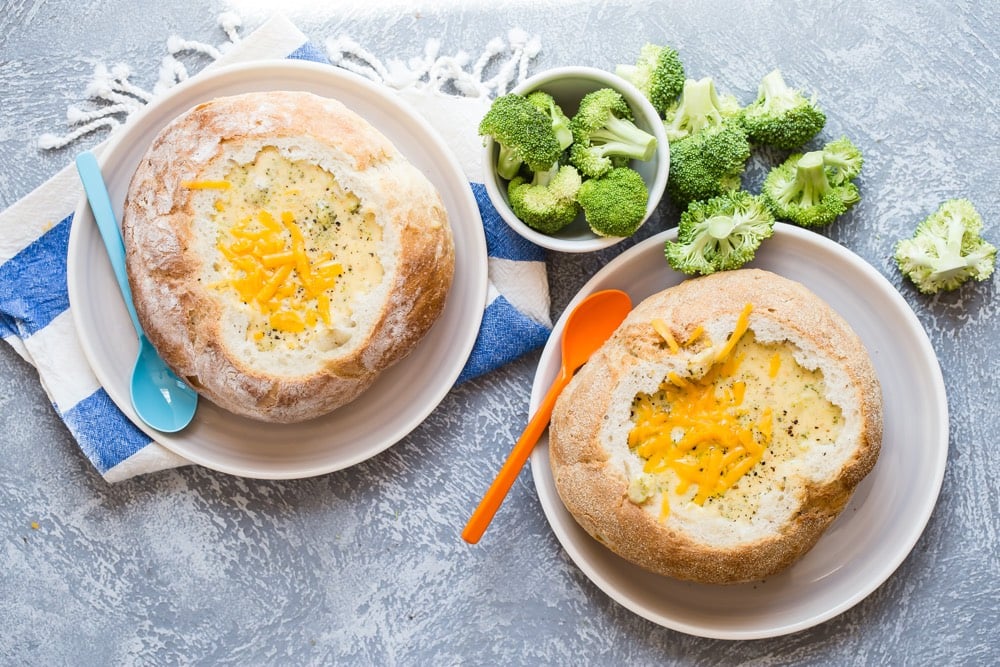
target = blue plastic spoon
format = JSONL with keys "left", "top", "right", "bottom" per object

{"left": 75, "top": 151, "right": 198, "bottom": 433}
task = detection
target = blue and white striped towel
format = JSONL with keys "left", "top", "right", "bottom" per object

{"left": 0, "top": 16, "right": 551, "bottom": 481}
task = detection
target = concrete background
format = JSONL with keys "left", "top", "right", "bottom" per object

{"left": 2, "top": 1, "right": 998, "bottom": 663}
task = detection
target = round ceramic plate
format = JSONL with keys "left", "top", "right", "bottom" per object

{"left": 67, "top": 61, "right": 488, "bottom": 479}
{"left": 528, "top": 224, "right": 948, "bottom": 639}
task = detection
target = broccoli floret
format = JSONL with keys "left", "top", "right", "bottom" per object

{"left": 526, "top": 90, "right": 574, "bottom": 150}
{"left": 762, "top": 147, "right": 861, "bottom": 227}
{"left": 615, "top": 43, "right": 686, "bottom": 114}
{"left": 665, "top": 191, "right": 775, "bottom": 275}
{"left": 569, "top": 88, "right": 658, "bottom": 178}
{"left": 507, "top": 164, "right": 583, "bottom": 234}
{"left": 666, "top": 122, "right": 751, "bottom": 206}
{"left": 576, "top": 167, "right": 649, "bottom": 237}
{"left": 740, "top": 69, "right": 826, "bottom": 150}
{"left": 479, "top": 94, "right": 562, "bottom": 180}
{"left": 894, "top": 199, "right": 996, "bottom": 294}
{"left": 663, "top": 77, "right": 742, "bottom": 142}
{"left": 821, "top": 136, "right": 864, "bottom": 185}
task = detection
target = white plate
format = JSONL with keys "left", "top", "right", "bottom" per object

{"left": 67, "top": 61, "right": 488, "bottom": 479}
{"left": 528, "top": 223, "right": 948, "bottom": 639}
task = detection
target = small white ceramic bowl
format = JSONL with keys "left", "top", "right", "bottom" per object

{"left": 482, "top": 66, "right": 669, "bottom": 253}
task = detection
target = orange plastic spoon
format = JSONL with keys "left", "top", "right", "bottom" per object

{"left": 462, "top": 288, "right": 633, "bottom": 544}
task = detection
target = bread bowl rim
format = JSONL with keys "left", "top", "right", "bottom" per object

{"left": 67, "top": 60, "right": 488, "bottom": 478}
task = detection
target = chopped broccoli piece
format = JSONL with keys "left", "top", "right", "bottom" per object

{"left": 507, "top": 164, "right": 583, "bottom": 234}
{"left": 663, "top": 77, "right": 742, "bottom": 142}
{"left": 615, "top": 43, "right": 686, "bottom": 114}
{"left": 666, "top": 122, "right": 751, "bottom": 207}
{"left": 665, "top": 191, "right": 775, "bottom": 275}
{"left": 821, "top": 136, "right": 864, "bottom": 185}
{"left": 576, "top": 167, "right": 649, "bottom": 237}
{"left": 740, "top": 69, "right": 826, "bottom": 149}
{"left": 526, "top": 90, "right": 574, "bottom": 150}
{"left": 662, "top": 77, "right": 750, "bottom": 207}
{"left": 569, "top": 88, "right": 658, "bottom": 178}
{"left": 894, "top": 199, "right": 996, "bottom": 293}
{"left": 479, "top": 94, "right": 562, "bottom": 180}
{"left": 762, "top": 145, "right": 861, "bottom": 227}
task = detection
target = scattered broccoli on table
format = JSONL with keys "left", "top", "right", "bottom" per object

{"left": 478, "top": 93, "right": 563, "bottom": 180}
{"left": 761, "top": 138, "right": 862, "bottom": 227}
{"left": 663, "top": 77, "right": 743, "bottom": 142}
{"left": 569, "top": 88, "right": 658, "bottom": 178}
{"left": 740, "top": 69, "right": 826, "bottom": 149}
{"left": 615, "top": 43, "right": 686, "bottom": 114}
{"left": 820, "top": 135, "right": 864, "bottom": 185}
{"left": 507, "top": 164, "right": 583, "bottom": 234}
{"left": 665, "top": 191, "right": 775, "bottom": 275}
{"left": 894, "top": 199, "right": 996, "bottom": 294}
{"left": 576, "top": 167, "right": 649, "bottom": 237}
{"left": 526, "top": 90, "right": 574, "bottom": 150}
{"left": 663, "top": 78, "right": 751, "bottom": 207}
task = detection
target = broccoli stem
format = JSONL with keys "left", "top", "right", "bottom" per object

{"left": 782, "top": 151, "right": 830, "bottom": 208}
{"left": 706, "top": 214, "right": 738, "bottom": 240}
{"left": 616, "top": 64, "right": 641, "bottom": 84}
{"left": 668, "top": 78, "right": 724, "bottom": 135}
{"left": 589, "top": 116, "right": 657, "bottom": 160}
{"left": 531, "top": 162, "right": 560, "bottom": 187}
{"left": 497, "top": 144, "right": 523, "bottom": 180}
{"left": 758, "top": 70, "right": 795, "bottom": 112}
{"left": 931, "top": 214, "right": 977, "bottom": 276}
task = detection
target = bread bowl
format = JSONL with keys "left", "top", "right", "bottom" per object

{"left": 548, "top": 269, "right": 882, "bottom": 584}
{"left": 121, "top": 90, "right": 455, "bottom": 423}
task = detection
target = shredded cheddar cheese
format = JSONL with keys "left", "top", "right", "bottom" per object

{"left": 651, "top": 318, "right": 679, "bottom": 353}
{"left": 714, "top": 302, "right": 753, "bottom": 362}
{"left": 768, "top": 352, "right": 782, "bottom": 378}
{"left": 684, "top": 325, "right": 705, "bottom": 347}
{"left": 182, "top": 180, "right": 232, "bottom": 190}
{"left": 626, "top": 304, "right": 845, "bottom": 521}
{"left": 217, "top": 211, "right": 344, "bottom": 334}
{"left": 194, "top": 146, "right": 384, "bottom": 351}
{"left": 629, "top": 303, "right": 771, "bottom": 509}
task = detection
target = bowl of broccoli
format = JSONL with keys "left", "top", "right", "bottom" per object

{"left": 479, "top": 66, "right": 669, "bottom": 253}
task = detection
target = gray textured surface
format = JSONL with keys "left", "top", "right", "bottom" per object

{"left": 2, "top": 1, "right": 999, "bottom": 663}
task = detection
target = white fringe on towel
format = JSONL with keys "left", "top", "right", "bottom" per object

{"left": 37, "top": 12, "right": 244, "bottom": 150}
{"left": 325, "top": 28, "right": 540, "bottom": 98}
{"left": 37, "top": 16, "right": 540, "bottom": 150}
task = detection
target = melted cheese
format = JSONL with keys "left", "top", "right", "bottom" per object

{"left": 195, "top": 147, "right": 383, "bottom": 350}
{"left": 628, "top": 309, "right": 843, "bottom": 521}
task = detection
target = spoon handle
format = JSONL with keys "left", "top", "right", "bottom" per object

{"left": 461, "top": 368, "right": 571, "bottom": 544}
{"left": 75, "top": 151, "right": 143, "bottom": 336}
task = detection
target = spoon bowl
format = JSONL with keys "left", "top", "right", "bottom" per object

{"left": 75, "top": 151, "right": 198, "bottom": 433}
{"left": 462, "top": 288, "right": 633, "bottom": 544}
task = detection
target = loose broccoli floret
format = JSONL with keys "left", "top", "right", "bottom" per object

{"left": 479, "top": 94, "right": 562, "bottom": 180}
{"left": 761, "top": 146, "right": 861, "bottom": 227}
{"left": 615, "top": 43, "right": 686, "bottom": 114}
{"left": 665, "top": 191, "right": 775, "bottom": 275}
{"left": 569, "top": 88, "right": 658, "bottom": 178}
{"left": 663, "top": 77, "right": 742, "bottom": 142}
{"left": 576, "top": 167, "right": 649, "bottom": 237}
{"left": 666, "top": 122, "right": 751, "bottom": 206}
{"left": 740, "top": 69, "right": 826, "bottom": 149}
{"left": 662, "top": 77, "right": 750, "bottom": 207}
{"left": 821, "top": 136, "right": 864, "bottom": 185}
{"left": 507, "top": 164, "right": 583, "bottom": 234}
{"left": 894, "top": 199, "right": 996, "bottom": 294}
{"left": 526, "top": 90, "right": 574, "bottom": 150}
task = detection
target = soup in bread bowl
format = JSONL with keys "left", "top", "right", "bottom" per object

{"left": 122, "top": 91, "right": 455, "bottom": 423}
{"left": 548, "top": 269, "right": 882, "bottom": 584}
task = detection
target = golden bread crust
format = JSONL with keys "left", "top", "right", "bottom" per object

{"left": 549, "top": 269, "right": 882, "bottom": 584}
{"left": 122, "top": 91, "right": 454, "bottom": 422}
